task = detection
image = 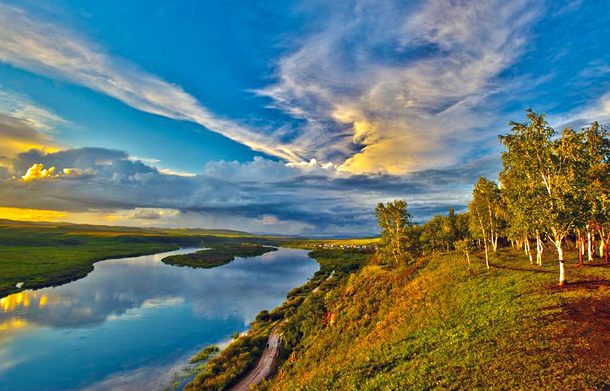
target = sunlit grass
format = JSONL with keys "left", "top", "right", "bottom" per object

{"left": 264, "top": 247, "right": 610, "bottom": 390}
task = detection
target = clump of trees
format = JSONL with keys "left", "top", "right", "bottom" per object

{"left": 499, "top": 110, "right": 610, "bottom": 285}
{"left": 376, "top": 203, "right": 470, "bottom": 264}
{"left": 375, "top": 110, "right": 610, "bottom": 286}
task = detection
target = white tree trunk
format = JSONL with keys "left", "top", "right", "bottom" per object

{"left": 557, "top": 242, "right": 566, "bottom": 286}
{"left": 588, "top": 228, "right": 593, "bottom": 261}
{"left": 484, "top": 239, "right": 490, "bottom": 270}
{"left": 525, "top": 239, "right": 533, "bottom": 264}
{"left": 536, "top": 233, "right": 543, "bottom": 266}
{"left": 551, "top": 228, "right": 566, "bottom": 286}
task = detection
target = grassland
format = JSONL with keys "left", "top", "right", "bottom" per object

{"left": 0, "top": 220, "right": 263, "bottom": 298}
{"left": 162, "top": 244, "right": 277, "bottom": 268}
{"left": 259, "top": 248, "right": 610, "bottom": 390}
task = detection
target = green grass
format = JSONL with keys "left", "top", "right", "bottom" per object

{"left": 258, "top": 248, "right": 610, "bottom": 390}
{"left": 162, "top": 244, "right": 278, "bottom": 268}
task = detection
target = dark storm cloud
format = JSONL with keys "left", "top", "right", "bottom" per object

{"left": 1, "top": 148, "right": 496, "bottom": 235}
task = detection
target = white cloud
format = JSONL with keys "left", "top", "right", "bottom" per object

{"left": 0, "top": 89, "right": 67, "bottom": 132}
{"left": 258, "top": 0, "right": 540, "bottom": 173}
{"left": 0, "top": 3, "right": 302, "bottom": 163}
{"left": 0, "top": 2, "right": 543, "bottom": 175}
{"left": 0, "top": 89, "right": 66, "bottom": 161}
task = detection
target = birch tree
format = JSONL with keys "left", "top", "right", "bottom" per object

{"left": 468, "top": 177, "right": 501, "bottom": 269}
{"left": 376, "top": 200, "right": 412, "bottom": 265}
{"left": 500, "top": 110, "right": 581, "bottom": 286}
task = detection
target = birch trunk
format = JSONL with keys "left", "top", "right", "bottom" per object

{"left": 525, "top": 238, "right": 533, "bottom": 264}
{"left": 587, "top": 228, "right": 593, "bottom": 262}
{"left": 536, "top": 232, "right": 543, "bottom": 266}
{"left": 578, "top": 231, "right": 583, "bottom": 267}
{"left": 484, "top": 239, "right": 490, "bottom": 269}
{"left": 558, "top": 244, "right": 566, "bottom": 286}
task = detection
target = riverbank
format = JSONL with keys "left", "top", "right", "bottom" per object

{"left": 182, "top": 246, "right": 610, "bottom": 390}
{"left": 182, "top": 248, "right": 370, "bottom": 390}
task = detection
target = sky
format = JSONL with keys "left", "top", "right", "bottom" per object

{"left": 0, "top": 0, "right": 609, "bottom": 236}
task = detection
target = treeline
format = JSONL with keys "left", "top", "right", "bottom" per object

{"left": 376, "top": 110, "right": 610, "bottom": 286}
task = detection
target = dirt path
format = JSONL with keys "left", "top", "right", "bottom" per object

{"left": 231, "top": 327, "right": 281, "bottom": 391}
{"left": 312, "top": 270, "right": 334, "bottom": 294}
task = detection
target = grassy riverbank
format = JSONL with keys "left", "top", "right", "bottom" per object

{"left": 182, "top": 248, "right": 370, "bottom": 390}
{"left": 162, "top": 244, "right": 277, "bottom": 268}
{"left": 0, "top": 220, "right": 263, "bottom": 298}
{"left": 183, "top": 246, "right": 610, "bottom": 390}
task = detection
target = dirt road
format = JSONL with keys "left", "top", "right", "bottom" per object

{"left": 230, "top": 327, "right": 281, "bottom": 391}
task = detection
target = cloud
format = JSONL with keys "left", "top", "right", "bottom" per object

{"left": 107, "top": 208, "right": 180, "bottom": 222}
{"left": 19, "top": 163, "right": 91, "bottom": 181}
{"left": 257, "top": 0, "right": 540, "bottom": 173}
{"left": 0, "top": 89, "right": 65, "bottom": 162}
{"left": 0, "top": 147, "right": 498, "bottom": 235}
{"left": 0, "top": 1, "right": 544, "bottom": 175}
{"left": 0, "top": 89, "right": 67, "bottom": 132}
{"left": 0, "top": 3, "right": 302, "bottom": 163}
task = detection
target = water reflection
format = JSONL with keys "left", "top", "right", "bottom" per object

{"left": 0, "top": 247, "right": 317, "bottom": 390}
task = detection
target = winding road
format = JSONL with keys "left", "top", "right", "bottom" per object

{"left": 231, "top": 327, "right": 282, "bottom": 391}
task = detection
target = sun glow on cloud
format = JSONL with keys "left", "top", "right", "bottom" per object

{"left": 21, "top": 163, "right": 56, "bottom": 181}
{"left": 19, "top": 163, "right": 87, "bottom": 181}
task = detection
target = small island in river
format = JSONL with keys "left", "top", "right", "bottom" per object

{"left": 162, "top": 244, "right": 278, "bottom": 268}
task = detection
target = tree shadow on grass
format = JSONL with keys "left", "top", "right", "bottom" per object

{"left": 560, "top": 296, "right": 610, "bottom": 369}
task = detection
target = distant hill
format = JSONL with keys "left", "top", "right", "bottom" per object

{"left": 0, "top": 219, "right": 253, "bottom": 237}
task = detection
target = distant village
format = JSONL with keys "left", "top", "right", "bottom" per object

{"left": 315, "top": 243, "right": 378, "bottom": 251}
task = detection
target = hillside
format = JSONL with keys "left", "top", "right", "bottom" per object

{"left": 256, "top": 249, "right": 610, "bottom": 390}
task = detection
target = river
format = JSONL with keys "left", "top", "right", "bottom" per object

{"left": 0, "top": 247, "right": 318, "bottom": 390}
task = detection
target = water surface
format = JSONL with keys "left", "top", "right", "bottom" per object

{"left": 0, "top": 247, "right": 318, "bottom": 390}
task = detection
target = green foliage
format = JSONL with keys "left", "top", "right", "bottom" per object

{"left": 184, "top": 324, "right": 271, "bottom": 391}
{"left": 256, "top": 310, "right": 271, "bottom": 322}
{"left": 498, "top": 110, "right": 610, "bottom": 281}
{"left": 190, "top": 345, "right": 220, "bottom": 364}
{"left": 403, "top": 208, "right": 470, "bottom": 256}
{"left": 375, "top": 200, "right": 413, "bottom": 265}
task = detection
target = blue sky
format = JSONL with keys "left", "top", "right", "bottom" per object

{"left": 0, "top": 0, "right": 609, "bottom": 235}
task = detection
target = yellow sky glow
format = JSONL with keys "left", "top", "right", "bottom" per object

{"left": 0, "top": 207, "right": 67, "bottom": 222}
